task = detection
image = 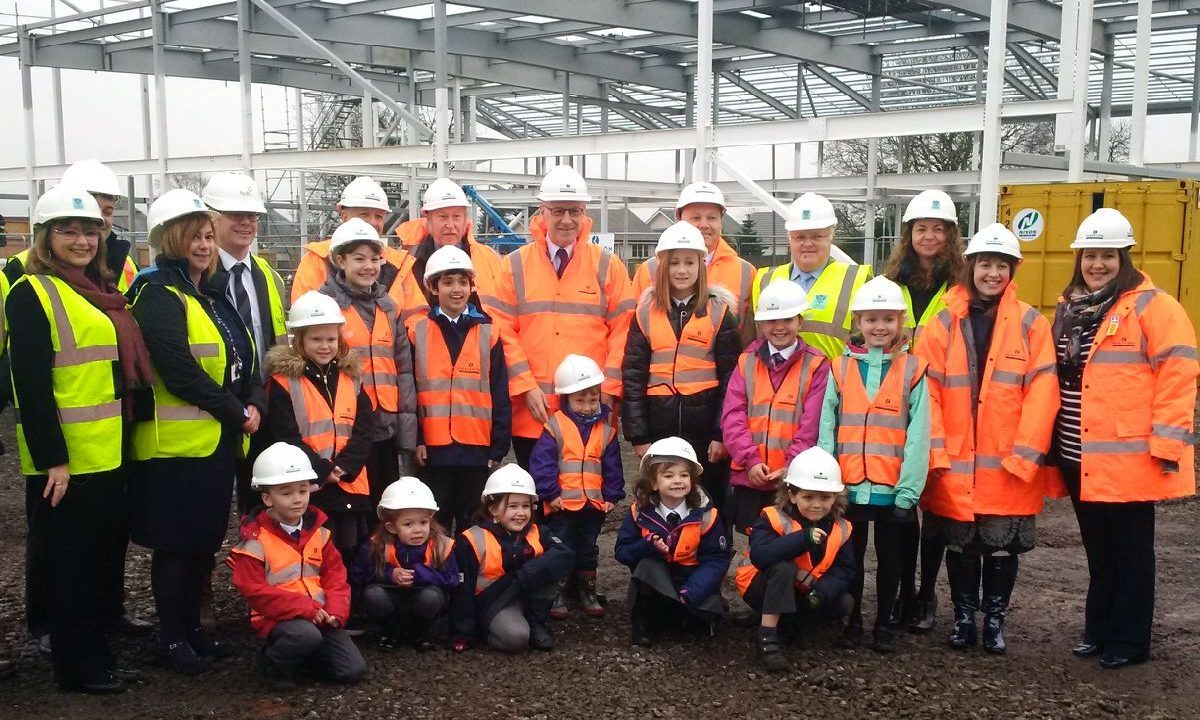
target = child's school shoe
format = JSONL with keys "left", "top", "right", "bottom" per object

{"left": 160, "top": 639, "right": 212, "bottom": 676}
{"left": 256, "top": 649, "right": 297, "bottom": 690}
{"left": 377, "top": 634, "right": 403, "bottom": 651}
{"left": 188, "top": 628, "right": 238, "bottom": 659}
{"left": 756, "top": 628, "right": 790, "bottom": 673}
{"left": 872, "top": 624, "right": 896, "bottom": 654}
{"left": 835, "top": 618, "right": 863, "bottom": 649}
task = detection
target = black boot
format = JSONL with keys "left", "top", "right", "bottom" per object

{"left": 945, "top": 551, "right": 980, "bottom": 649}
{"left": 908, "top": 595, "right": 938, "bottom": 634}
{"left": 981, "top": 554, "right": 1018, "bottom": 655}
{"left": 757, "top": 627, "right": 790, "bottom": 672}
{"left": 525, "top": 597, "right": 555, "bottom": 651}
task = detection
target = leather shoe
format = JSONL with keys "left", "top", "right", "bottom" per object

{"left": 1071, "top": 640, "right": 1101, "bottom": 657}
{"left": 115, "top": 612, "right": 156, "bottom": 635}
{"left": 110, "top": 667, "right": 144, "bottom": 683}
{"left": 1099, "top": 652, "right": 1148, "bottom": 670}
{"left": 68, "top": 672, "right": 126, "bottom": 695}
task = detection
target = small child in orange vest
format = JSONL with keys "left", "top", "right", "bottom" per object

{"left": 614, "top": 437, "right": 732, "bottom": 646}
{"left": 817, "top": 276, "right": 932, "bottom": 653}
{"left": 449, "top": 465, "right": 574, "bottom": 653}
{"left": 408, "top": 245, "right": 510, "bottom": 534}
{"left": 530, "top": 354, "right": 624, "bottom": 619}
{"left": 734, "top": 447, "right": 855, "bottom": 672}
{"left": 227, "top": 443, "right": 366, "bottom": 688}
{"left": 319, "top": 217, "right": 418, "bottom": 506}
{"left": 721, "top": 279, "right": 830, "bottom": 535}
{"left": 349, "top": 477, "right": 459, "bottom": 650}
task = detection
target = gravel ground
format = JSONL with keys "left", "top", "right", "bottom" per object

{"left": 1, "top": 409, "right": 1198, "bottom": 719}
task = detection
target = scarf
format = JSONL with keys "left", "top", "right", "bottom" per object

{"left": 1054, "top": 283, "right": 1118, "bottom": 370}
{"left": 55, "top": 265, "right": 155, "bottom": 417}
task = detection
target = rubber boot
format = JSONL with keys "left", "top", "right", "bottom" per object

{"left": 981, "top": 554, "right": 1018, "bottom": 655}
{"left": 577, "top": 571, "right": 605, "bottom": 618}
{"left": 945, "top": 550, "right": 981, "bottom": 649}
{"left": 525, "top": 597, "right": 555, "bottom": 651}
{"left": 757, "top": 627, "right": 790, "bottom": 673}
{"left": 549, "top": 578, "right": 570, "bottom": 621}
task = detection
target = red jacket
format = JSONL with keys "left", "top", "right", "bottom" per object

{"left": 227, "top": 507, "right": 351, "bottom": 638}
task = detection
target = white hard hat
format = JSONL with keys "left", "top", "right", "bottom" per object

{"left": 785, "top": 192, "right": 837, "bottom": 232}
{"left": 755, "top": 279, "right": 810, "bottom": 321}
{"left": 422, "top": 177, "right": 470, "bottom": 213}
{"left": 251, "top": 442, "right": 318, "bottom": 490}
{"left": 783, "top": 447, "right": 844, "bottom": 493}
{"left": 653, "top": 220, "right": 707, "bottom": 258}
{"left": 202, "top": 172, "right": 267, "bottom": 214}
{"left": 849, "top": 276, "right": 908, "bottom": 313}
{"left": 639, "top": 436, "right": 703, "bottom": 477}
{"left": 674, "top": 182, "right": 726, "bottom": 216}
{"left": 338, "top": 176, "right": 390, "bottom": 212}
{"left": 902, "top": 190, "right": 957, "bottom": 224}
{"left": 481, "top": 463, "right": 538, "bottom": 500}
{"left": 424, "top": 244, "right": 475, "bottom": 285}
{"left": 287, "top": 290, "right": 345, "bottom": 330}
{"left": 378, "top": 476, "right": 439, "bottom": 517}
{"left": 61, "top": 159, "right": 122, "bottom": 197}
{"left": 1071, "top": 208, "right": 1135, "bottom": 250}
{"left": 328, "top": 217, "right": 384, "bottom": 255}
{"left": 147, "top": 189, "right": 210, "bottom": 247}
{"left": 553, "top": 353, "right": 605, "bottom": 395}
{"left": 965, "top": 222, "right": 1023, "bottom": 261}
{"left": 32, "top": 184, "right": 104, "bottom": 227}
{"left": 537, "top": 164, "right": 591, "bottom": 203}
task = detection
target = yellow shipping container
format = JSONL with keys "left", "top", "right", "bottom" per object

{"left": 998, "top": 180, "right": 1200, "bottom": 339}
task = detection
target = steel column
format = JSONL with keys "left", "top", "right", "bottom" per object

{"left": 1192, "top": 28, "right": 1200, "bottom": 161}
{"left": 238, "top": 0, "right": 254, "bottom": 171}
{"left": 693, "top": 0, "right": 713, "bottom": 181}
{"left": 978, "top": 0, "right": 1009, "bottom": 224}
{"left": 20, "top": 30, "right": 37, "bottom": 220}
{"left": 1098, "top": 35, "right": 1114, "bottom": 161}
{"left": 152, "top": 0, "right": 169, "bottom": 194}
{"left": 1068, "top": 0, "right": 1095, "bottom": 180}
{"left": 1130, "top": 0, "right": 1152, "bottom": 166}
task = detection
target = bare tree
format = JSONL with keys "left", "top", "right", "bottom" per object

{"left": 1089, "top": 120, "right": 1131, "bottom": 163}
{"left": 823, "top": 123, "right": 1055, "bottom": 177}
{"left": 169, "top": 172, "right": 206, "bottom": 194}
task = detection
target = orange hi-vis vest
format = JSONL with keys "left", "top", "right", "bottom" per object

{"left": 410, "top": 316, "right": 497, "bottom": 447}
{"left": 914, "top": 283, "right": 1059, "bottom": 521}
{"left": 636, "top": 294, "right": 726, "bottom": 396}
{"left": 291, "top": 238, "right": 417, "bottom": 309}
{"left": 271, "top": 372, "right": 370, "bottom": 496}
{"left": 732, "top": 347, "right": 823, "bottom": 472}
{"left": 461, "top": 524, "right": 544, "bottom": 594}
{"left": 634, "top": 238, "right": 755, "bottom": 331}
{"left": 734, "top": 506, "right": 852, "bottom": 597}
{"left": 228, "top": 524, "right": 331, "bottom": 632}
{"left": 544, "top": 410, "right": 616, "bottom": 513}
{"left": 341, "top": 302, "right": 400, "bottom": 413}
{"left": 831, "top": 352, "right": 928, "bottom": 487}
{"left": 384, "top": 534, "right": 455, "bottom": 568}
{"left": 629, "top": 503, "right": 718, "bottom": 566}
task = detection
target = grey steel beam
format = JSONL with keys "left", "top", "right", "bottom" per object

{"left": 719, "top": 71, "right": 798, "bottom": 118}
{"left": 803, "top": 63, "right": 873, "bottom": 109}
{"left": 504, "top": 21, "right": 605, "bottom": 41}
{"left": 926, "top": 0, "right": 1106, "bottom": 51}
{"left": 1007, "top": 43, "right": 1058, "bottom": 89}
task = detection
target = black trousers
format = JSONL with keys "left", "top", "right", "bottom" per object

{"left": 422, "top": 464, "right": 490, "bottom": 534}
{"left": 543, "top": 508, "right": 605, "bottom": 572}
{"left": 1062, "top": 462, "right": 1156, "bottom": 658}
{"left": 845, "top": 505, "right": 911, "bottom": 627}
{"left": 28, "top": 471, "right": 125, "bottom": 687}
{"left": 742, "top": 562, "right": 849, "bottom": 623}
{"left": 512, "top": 436, "right": 537, "bottom": 471}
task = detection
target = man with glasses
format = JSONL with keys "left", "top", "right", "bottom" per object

{"left": 491, "top": 164, "right": 635, "bottom": 468}
{"left": 751, "top": 192, "right": 872, "bottom": 360}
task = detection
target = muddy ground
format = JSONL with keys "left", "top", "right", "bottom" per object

{"left": 1, "top": 409, "right": 1198, "bottom": 719}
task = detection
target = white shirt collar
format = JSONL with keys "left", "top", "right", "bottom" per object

{"left": 546, "top": 238, "right": 575, "bottom": 261}
{"left": 705, "top": 251, "right": 715, "bottom": 266}
{"left": 656, "top": 500, "right": 690, "bottom": 519}
{"left": 436, "top": 306, "right": 463, "bottom": 323}
{"left": 218, "top": 247, "right": 252, "bottom": 271}
{"left": 278, "top": 518, "right": 303, "bottom": 536}
{"left": 769, "top": 340, "right": 799, "bottom": 361}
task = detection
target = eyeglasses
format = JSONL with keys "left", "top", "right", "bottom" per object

{"left": 545, "top": 207, "right": 586, "bottom": 219}
{"left": 51, "top": 226, "right": 102, "bottom": 241}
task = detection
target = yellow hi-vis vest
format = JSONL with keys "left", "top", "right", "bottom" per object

{"left": 131, "top": 284, "right": 229, "bottom": 460}
{"left": 900, "top": 281, "right": 948, "bottom": 343}
{"left": 12, "top": 275, "right": 123, "bottom": 475}
{"left": 751, "top": 261, "right": 872, "bottom": 360}
{"left": 250, "top": 254, "right": 288, "bottom": 346}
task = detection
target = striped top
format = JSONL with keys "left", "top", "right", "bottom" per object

{"left": 1054, "top": 323, "right": 1099, "bottom": 465}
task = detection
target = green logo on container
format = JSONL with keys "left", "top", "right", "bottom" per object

{"left": 1012, "top": 208, "right": 1044, "bottom": 242}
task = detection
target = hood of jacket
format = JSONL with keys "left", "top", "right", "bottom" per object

{"left": 264, "top": 343, "right": 362, "bottom": 379}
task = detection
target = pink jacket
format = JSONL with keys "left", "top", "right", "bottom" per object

{"left": 721, "top": 337, "right": 829, "bottom": 489}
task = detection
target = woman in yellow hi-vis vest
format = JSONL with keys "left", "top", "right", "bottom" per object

{"left": 8, "top": 185, "right": 154, "bottom": 694}
{"left": 127, "top": 190, "right": 264, "bottom": 676}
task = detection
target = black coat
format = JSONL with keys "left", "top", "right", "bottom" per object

{"left": 621, "top": 289, "right": 742, "bottom": 447}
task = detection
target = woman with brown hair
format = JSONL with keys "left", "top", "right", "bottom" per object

{"left": 127, "top": 189, "right": 264, "bottom": 675}
{"left": 8, "top": 185, "right": 154, "bottom": 693}
{"left": 881, "top": 189, "right": 964, "bottom": 634}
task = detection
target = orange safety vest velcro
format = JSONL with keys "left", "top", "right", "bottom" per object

{"left": 228, "top": 525, "right": 330, "bottom": 631}
{"left": 544, "top": 410, "right": 615, "bottom": 513}
{"left": 410, "top": 316, "right": 496, "bottom": 447}
{"left": 831, "top": 352, "right": 927, "bottom": 487}
{"left": 462, "top": 525, "right": 544, "bottom": 594}
{"left": 630, "top": 503, "right": 717, "bottom": 567}
{"left": 734, "top": 506, "right": 851, "bottom": 597}
{"left": 384, "top": 534, "right": 455, "bottom": 568}
{"left": 732, "top": 348, "right": 822, "bottom": 472}
{"left": 636, "top": 294, "right": 725, "bottom": 396}
{"left": 272, "top": 372, "right": 370, "bottom": 496}
{"left": 341, "top": 303, "right": 400, "bottom": 412}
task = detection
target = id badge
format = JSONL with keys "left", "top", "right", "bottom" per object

{"left": 230, "top": 361, "right": 242, "bottom": 384}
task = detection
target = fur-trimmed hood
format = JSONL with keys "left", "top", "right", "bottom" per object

{"left": 264, "top": 342, "right": 362, "bottom": 379}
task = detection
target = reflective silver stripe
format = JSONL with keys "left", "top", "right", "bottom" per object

{"left": 673, "top": 368, "right": 718, "bottom": 383}
{"left": 1134, "top": 288, "right": 1163, "bottom": 315}
{"left": 365, "top": 372, "right": 401, "bottom": 386}
{"left": 942, "top": 373, "right": 972, "bottom": 388}
{"left": 58, "top": 400, "right": 122, "bottom": 424}
{"left": 647, "top": 257, "right": 659, "bottom": 279}
{"left": 930, "top": 437, "right": 945, "bottom": 449}
{"left": 52, "top": 344, "right": 119, "bottom": 366}
{"left": 156, "top": 405, "right": 213, "bottom": 421}
{"left": 265, "top": 563, "right": 301, "bottom": 585}
{"left": 1010, "top": 444, "right": 1044, "bottom": 465}
{"left": 488, "top": 296, "right": 517, "bottom": 316}
{"left": 538, "top": 380, "right": 556, "bottom": 395}
{"left": 422, "top": 404, "right": 493, "bottom": 419}
{"left": 596, "top": 250, "right": 611, "bottom": 318}
{"left": 975, "top": 454, "right": 1004, "bottom": 470}
{"left": 676, "top": 344, "right": 713, "bottom": 360}
{"left": 190, "top": 342, "right": 221, "bottom": 359}
{"left": 417, "top": 378, "right": 489, "bottom": 393}
{"left": 510, "top": 252, "right": 527, "bottom": 306}
{"left": 1151, "top": 345, "right": 1198, "bottom": 368}
{"left": 738, "top": 261, "right": 753, "bottom": 314}
{"left": 1090, "top": 349, "right": 1147, "bottom": 365}
{"left": 401, "top": 304, "right": 427, "bottom": 323}
{"left": 558, "top": 460, "right": 604, "bottom": 476}
{"left": 1081, "top": 439, "right": 1151, "bottom": 454}
{"left": 949, "top": 459, "right": 974, "bottom": 474}
{"left": 839, "top": 412, "right": 907, "bottom": 430}
{"left": 926, "top": 368, "right": 945, "bottom": 384}
{"left": 991, "top": 370, "right": 1023, "bottom": 386}
{"left": 649, "top": 350, "right": 675, "bottom": 365}
{"left": 32, "top": 275, "right": 120, "bottom": 367}
{"left": 604, "top": 367, "right": 621, "bottom": 382}
{"left": 517, "top": 300, "right": 605, "bottom": 317}
{"left": 636, "top": 301, "right": 652, "bottom": 334}
{"left": 1024, "top": 363, "right": 1055, "bottom": 385}
{"left": 610, "top": 297, "right": 636, "bottom": 319}
{"left": 1152, "top": 424, "right": 1197, "bottom": 443}
{"left": 285, "top": 377, "right": 335, "bottom": 459}
{"left": 463, "top": 526, "right": 494, "bottom": 590}
{"left": 836, "top": 441, "right": 904, "bottom": 458}
{"left": 826, "top": 265, "right": 860, "bottom": 337}
{"left": 937, "top": 310, "right": 953, "bottom": 333}
{"left": 509, "top": 360, "right": 530, "bottom": 377}
{"left": 800, "top": 319, "right": 850, "bottom": 341}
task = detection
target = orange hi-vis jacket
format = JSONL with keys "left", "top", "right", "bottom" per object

{"left": 1050, "top": 275, "right": 1198, "bottom": 502}
{"left": 629, "top": 502, "right": 718, "bottom": 566}
{"left": 342, "top": 303, "right": 401, "bottom": 413}
{"left": 543, "top": 409, "right": 616, "bottom": 513}
{"left": 228, "top": 521, "right": 331, "bottom": 633}
{"left": 409, "top": 315, "right": 498, "bottom": 447}
{"left": 831, "top": 352, "right": 928, "bottom": 487}
{"left": 633, "top": 236, "right": 755, "bottom": 333}
{"left": 385, "top": 534, "right": 455, "bottom": 568}
{"left": 732, "top": 347, "right": 824, "bottom": 472}
{"left": 461, "top": 524, "right": 544, "bottom": 594}
{"left": 735, "top": 506, "right": 852, "bottom": 596}
{"left": 491, "top": 214, "right": 635, "bottom": 438}
{"left": 271, "top": 372, "right": 370, "bottom": 496}
{"left": 914, "top": 283, "right": 1059, "bottom": 521}
{"left": 635, "top": 293, "right": 726, "bottom": 396}
{"left": 394, "top": 218, "right": 500, "bottom": 309}
{"left": 290, "top": 238, "right": 420, "bottom": 312}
